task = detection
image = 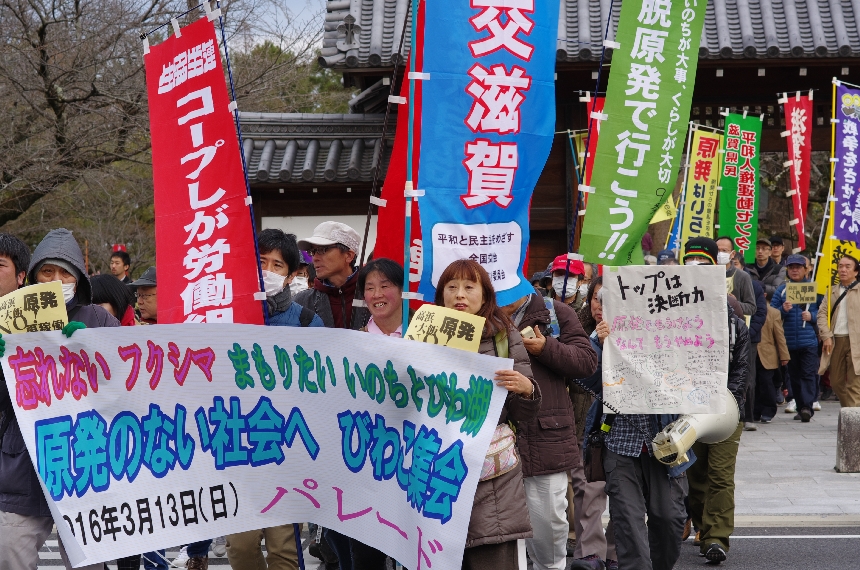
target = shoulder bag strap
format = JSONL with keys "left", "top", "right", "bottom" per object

{"left": 831, "top": 280, "right": 860, "bottom": 319}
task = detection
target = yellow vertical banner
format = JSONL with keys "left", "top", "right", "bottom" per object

{"left": 815, "top": 214, "right": 859, "bottom": 295}
{"left": 680, "top": 130, "right": 723, "bottom": 244}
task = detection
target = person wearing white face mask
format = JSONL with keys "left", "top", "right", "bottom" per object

{"left": 715, "top": 237, "right": 757, "bottom": 317}
{"left": 258, "top": 228, "right": 323, "bottom": 328}
{"left": 548, "top": 255, "right": 592, "bottom": 311}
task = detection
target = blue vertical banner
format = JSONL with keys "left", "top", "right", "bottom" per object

{"left": 835, "top": 83, "right": 860, "bottom": 243}
{"left": 417, "top": 0, "right": 560, "bottom": 306}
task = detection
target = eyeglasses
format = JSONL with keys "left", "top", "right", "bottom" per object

{"left": 135, "top": 293, "right": 156, "bottom": 300}
{"left": 308, "top": 245, "right": 338, "bottom": 257}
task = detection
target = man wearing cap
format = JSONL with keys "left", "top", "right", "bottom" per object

{"left": 682, "top": 237, "right": 749, "bottom": 565}
{"left": 715, "top": 237, "right": 756, "bottom": 316}
{"left": 770, "top": 236, "right": 786, "bottom": 266}
{"left": 771, "top": 254, "right": 819, "bottom": 422}
{"left": 548, "top": 255, "right": 591, "bottom": 311}
{"left": 294, "top": 222, "right": 370, "bottom": 330}
{"left": 748, "top": 238, "right": 786, "bottom": 299}
{"left": 818, "top": 255, "right": 860, "bottom": 407}
{"left": 132, "top": 266, "right": 158, "bottom": 324}
{"left": 656, "top": 249, "right": 676, "bottom": 265}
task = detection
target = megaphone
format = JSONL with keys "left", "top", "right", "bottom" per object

{"left": 651, "top": 392, "right": 739, "bottom": 467}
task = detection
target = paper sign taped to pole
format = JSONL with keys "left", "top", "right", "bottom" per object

{"left": 785, "top": 282, "right": 818, "bottom": 304}
{"left": 602, "top": 265, "right": 729, "bottom": 414}
{"left": 0, "top": 281, "right": 68, "bottom": 334}
{"left": 405, "top": 305, "right": 486, "bottom": 353}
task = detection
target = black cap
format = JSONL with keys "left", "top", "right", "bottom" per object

{"left": 130, "top": 266, "right": 156, "bottom": 287}
{"left": 769, "top": 236, "right": 784, "bottom": 245}
{"left": 683, "top": 237, "right": 719, "bottom": 265}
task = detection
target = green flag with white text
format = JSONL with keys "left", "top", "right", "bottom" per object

{"left": 717, "top": 113, "right": 762, "bottom": 263}
{"left": 579, "top": 0, "right": 707, "bottom": 265}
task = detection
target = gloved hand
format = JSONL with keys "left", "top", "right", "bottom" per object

{"left": 0, "top": 333, "right": 5, "bottom": 358}
{"left": 61, "top": 321, "right": 87, "bottom": 338}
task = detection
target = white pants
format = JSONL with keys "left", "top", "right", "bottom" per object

{"left": 0, "top": 510, "right": 102, "bottom": 570}
{"left": 524, "top": 472, "right": 569, "bottom": 570}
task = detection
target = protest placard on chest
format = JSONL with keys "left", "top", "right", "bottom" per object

{"left": 602, "top": 265, "right": 729, "bottom": 414}
{"left": 3, "top": 325, "right": 508, "bottom": 568}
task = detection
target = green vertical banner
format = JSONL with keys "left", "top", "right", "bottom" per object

{"left": 717, "top": 113, "right": 762, "bottom": 263}
{"left": 579, "top": 0, "right": 707, "bottom": 265}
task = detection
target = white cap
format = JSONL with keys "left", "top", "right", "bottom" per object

{"left": 297, "top": 221, "right": 361, "bottom": 253}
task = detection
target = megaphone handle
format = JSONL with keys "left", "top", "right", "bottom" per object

{"left": 568, "top": 377, "right": 653, "bottom": 439}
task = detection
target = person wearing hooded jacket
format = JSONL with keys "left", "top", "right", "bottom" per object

{"left": 501, "top": 292, "right": 597, "bottom": 570}
{"left": 0, "top": 229, "right": 118, "bottom": 570}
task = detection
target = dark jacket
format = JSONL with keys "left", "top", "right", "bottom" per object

{"left": 267, "top": 287, "right": 323, "bottom": 327}
{"left": 466, "top": 328, "right": 540, "bottom": 549}
{"left": 515, "top": 295, "right": 596, "bottom": 478}
{"left": 0, "top": 229, "right": 120, "bottom": 517}
{"left": 294, "top": 272, "right": 369, "bottom": 330}
{"left": 748, "top": 258, "right": 786, "bottom": 298}
{"left": 748, "top": 280, "right": 768, "bottom": 344}
{"left": 771, "top": 280, "right": 819, "bottom": 350}
{"left": 728, "top": 307, "right": 751, "bottom": 419}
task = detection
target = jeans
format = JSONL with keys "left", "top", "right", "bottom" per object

{"left": 788, "top": 346, "right": 819, "bottom": 415}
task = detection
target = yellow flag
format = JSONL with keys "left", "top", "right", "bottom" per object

{"left": 680, "top": 130, "right": 723, "bottom": 243}
{"left": 650, "top": 196, "right": 677, "bottom": 224}
{"left": 816, "top": 215, "right": 860, "bottom": 295}
{"left": 405, "top": 305, "right": 486, "bottom": 353}
{"left": 0, "top": 281, "right": 68, "bottom": 334}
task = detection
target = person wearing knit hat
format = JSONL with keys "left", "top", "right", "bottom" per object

{"left": 682, "top": 237, "right": 719, "bottom": 266}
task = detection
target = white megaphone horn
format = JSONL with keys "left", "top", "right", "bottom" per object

{"left": 651, "top": 392, "right": 739, "bottom": 467}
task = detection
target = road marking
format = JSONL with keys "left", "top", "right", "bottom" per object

{"left": 733, "top": 535, "right": 860, "bottom": 539}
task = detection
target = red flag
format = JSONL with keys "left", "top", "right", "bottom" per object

{"left": 583, "top": 97, "right": 605, "bottom": 188}
{"left": 145, "top": 18, "right": 265, "bottom": 324}
{"left": 373, "top": 2, "right": 425, "bottom": 304}
{"left": 783, "top": 94, "right": 813, "bottom": 250}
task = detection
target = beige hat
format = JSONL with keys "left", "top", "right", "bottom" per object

{"left": 297, "top": 221, "right": 361, "bottom": 253}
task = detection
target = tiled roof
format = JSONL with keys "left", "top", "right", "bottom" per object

{"left": 239, "top": 113, "right": 391, "bottom": 184}
{"left": 320, "top": 0, "right": 860, "bottom": 69}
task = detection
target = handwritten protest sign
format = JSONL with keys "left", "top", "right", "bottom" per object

{"left": 0, "top": 282, "right": 67, "bottom": 334}
{"left": 2, "top": 325, "right": 508, "bottom": 568}
{"left": 785, "top": 282, "right": 817, "bottom": 304}
{"left": 405, "top": 305, "right": 486, "bottom": 353}
{"left": 602, "top": 265, "right": 729, "bottom": 413}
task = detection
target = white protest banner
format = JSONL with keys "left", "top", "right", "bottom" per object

{"left": 2, "top": 325, "right": 508, "bottom": 568}
{"left": 602, "top": 265, "right": 729, "bottom": 414}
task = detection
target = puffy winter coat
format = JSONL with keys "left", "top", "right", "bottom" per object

{"left": 771, "top": 280, "right": 819, "bottom": 349}
{"left": 465, "top": 328, "right": 540, "bottom": 549}
{"left": 515, "top": 295, "right": 596, "bottom": 477}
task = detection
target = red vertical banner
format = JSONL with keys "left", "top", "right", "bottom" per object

{"left": 145, "top": 18, "right": 264, "bottom": 325}
{"left": 372, "top": 0, "right": 425, "bottom": 305}
{"left": 583, "top": 97, "right": 605, "bottom": 190}
{"left": 783, "top": 93, "right": 813, "bottom": 250}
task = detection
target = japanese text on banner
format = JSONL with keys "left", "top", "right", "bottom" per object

{"left": 417, "top": 0, "right": 559, "bottom": 306}
{"left": 145, "top": 18, "right": 264, "bottom": 325}
{"left": 680, "top": 130, "right": 722, "bottom": 244}
{"left": 3, "top": 325, "right": 507, "bottom": 569}
{"left": 783, "top": 95, "right": 813, "bottom": 250}
{"left": 579, "top": 0, "right": 707, "bottom": 265}
{"left": 718, "top": 113, "right": 762, "bottom": 263}
{"left": 835, "top": 84, "right": 860, "bottom": 243}
{"left": 602, "top": 265, "right": 729, "bottom": 414}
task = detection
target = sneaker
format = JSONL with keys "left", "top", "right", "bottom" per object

{"left": 760, "top": 416, "right": 772, "bottom": 423}
{"left": 794, "top": 413, "right": 801, "bottom": 420}
{"left": 171, "top": 547, "right": 189, "bottom": 568}
{"left": 776, "top": 391, "right": 785, "bottom": 404}
{"left": 571, "top": 554, "right": 605, "bottom": 570}
{"left": 704, "top": 543, "right": 727, "bottom": 564}
{"left": 813, "top": 401, "right": 822, "bottom": 411}
{"left": 185, "top": 557, "right": 209, "bottom": 570}
{"left": 605, "top": 560, "right": 618, "bottom": 570}
{"left": 800, "top": 408, "right": 812, "bottom": 422}
{"left": 682, "top": 517, "right": 692, "bottom": 541}
{"left": 743, "top": 422, "right": 757, "bottom": 431}
{"left": 211, "top": 536, "right": 226, "bottom": 558}
{"left": 785, "top": 399, "right": 797, "bottom": 413}
{"left": 567, "top": 537, "right": 577, "bottom": 557}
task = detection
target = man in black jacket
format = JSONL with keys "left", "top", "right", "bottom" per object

{"left": 682, "top": 238, "right": 749, "bottom": 565}
{"left": 747, "top": 238, "right": 786, "bottom": 299}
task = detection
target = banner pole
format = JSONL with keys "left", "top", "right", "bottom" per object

{"left": 822, "top": 80, "right": 839, "bottom": 329}
{"left": 402, "top": 0, "right": 418, "bottom": 334}
{"left": 667, "top": 122, "right": 695, "bottom": 249}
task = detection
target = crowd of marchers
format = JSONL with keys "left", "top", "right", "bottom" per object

{"left": 1, "top": 224, "right": 858, "bottom": 570}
